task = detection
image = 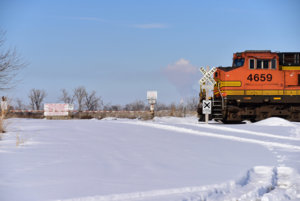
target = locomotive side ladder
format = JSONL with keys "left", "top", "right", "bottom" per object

{"left": 212, "top": 99, "right": 223, "bottom": 121}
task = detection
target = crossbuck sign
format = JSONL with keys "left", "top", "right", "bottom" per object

{"left": 199, "top": 67, "right": 217, "bottom": 86}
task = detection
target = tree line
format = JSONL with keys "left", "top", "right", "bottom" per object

{"left": 13, "top": 86, "right": 102, "bottom": 111}
{"left": 11, "top": 88, "right": 198, "bottom": 112}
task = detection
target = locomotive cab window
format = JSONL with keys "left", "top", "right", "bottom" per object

{"left": 249, "top": 59, "right": 255, "bottom": 69}
{"left": 257, "top": 59, "right": 262, "bottom": 69}
{"left": 256, "top": 59, "right": 270, "bottom": 69}
{"left": 233, "top": 58, "right": 245, "bottom": 67}
{"left": 263, "top": 60, "right": 269, "bottom": 69}
{"left": 271, "top": 59, "right": 276, "bottom": 69}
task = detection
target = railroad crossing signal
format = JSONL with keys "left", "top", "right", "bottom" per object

{"left": 199, "top": 66, "right": 216, "bottom": 123}
{"left": 199, "top": 67, "right": 217, "bottom": 85}
{"left": 202, "top": 100, "right": 211, "bottom": 114}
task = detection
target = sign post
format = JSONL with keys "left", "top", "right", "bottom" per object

{"left": 147, "top": 91, "right": 157, "bottom": 118}
{"left": 199, "top": 66, "right": 216, "bottom": 124}
{"left": 1, "top": 96, "right": 8, "bottom": 119}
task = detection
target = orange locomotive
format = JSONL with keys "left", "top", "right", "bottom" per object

{"left": 198, "top": 50, "right": 300, "bottom": 123}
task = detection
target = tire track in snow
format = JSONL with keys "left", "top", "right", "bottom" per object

{"left": 120, "top": 121, "right": 300, "bottom": 151}
{"left": 56, "top": 184, "right": 232, "bottom": 201}
{"left": 54, "top": 120, "right": 300, "bottom": 201}
{"left": 180, "top": 122, "right": 300, "bottom": 141}
{"left": 55, "top": 166, "right": 300, "bottom": 201}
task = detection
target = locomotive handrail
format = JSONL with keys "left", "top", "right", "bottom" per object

{"left": 217, "top": 82, "right": 224, "bottom": 110}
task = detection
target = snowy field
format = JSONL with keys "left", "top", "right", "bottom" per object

{"left": 1, "top": 117, "right": 300, "bottom": 201}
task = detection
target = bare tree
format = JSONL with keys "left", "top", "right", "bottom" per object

{"left": 155, "top": 102, "right": 169, "bottom": 111}
{"left": 15, "top": 98, "right": 27, "bottom": 110}
{"left": 103, "top": 103, "right": 121, "bottom": 111}
{"left": 59, "top": 89, "right": 73, "bottom": 104}
{"left": 124, "top": 100, "right": 146, "bottom": 111}
{"left": 185, "top": 96, "right": 198, "bottom": 111}
{"left": 73, "top": 86, "right": 87, "bottom": 111}
{"left": 0, "top": 31, "right": 25, "bottom": 89}
{"left": 111, "top": 104, "right": 122, "bottom": 111}
{"left": 29, "top": 89, "right": 46, "bottom": 110}
{"left": 85, "top": 90, "right": 102, "bottom": 111}
{"left": 103, "top": 103, "right": 112, "bottom": 111}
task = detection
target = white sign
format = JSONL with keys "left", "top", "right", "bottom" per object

{"left": 147, "top": 91, "right": 157, "bottom": 100}
{"left": 44, "top": 103, "right": 71, "bottom": 116}
{"left": 147, "top": 91, "right": 157, "bottom": 104}
{"left": 202, "top": 100, "right": 211, "bottom": 114}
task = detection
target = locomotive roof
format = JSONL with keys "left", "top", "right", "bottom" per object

{"left": 278, "top": 52, "right": 300, "bottom": 54}
{"left": 243, "top": 50, "right": 271, "bottom": 53}
{"left": 236, "top": 50, "right": 300, "bottom": 54}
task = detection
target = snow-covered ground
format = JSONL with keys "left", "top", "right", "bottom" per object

{"left": 1, "top": 117, "right": 300, "bottom": 201}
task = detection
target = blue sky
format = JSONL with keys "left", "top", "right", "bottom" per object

{"left": 1, "top": 0, "right": 300, "bottom": 105}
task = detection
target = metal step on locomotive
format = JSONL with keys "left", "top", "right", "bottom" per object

{"left": 198, "top": 50, "right": 300, "bottom": 123}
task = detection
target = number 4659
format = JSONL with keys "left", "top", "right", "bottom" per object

{"left": 247, "top": 74, "right": 272, "bottom": 82}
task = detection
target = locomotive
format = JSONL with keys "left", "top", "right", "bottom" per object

{"left": 198, "top": 50, "right": 300, "bottom": 123}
